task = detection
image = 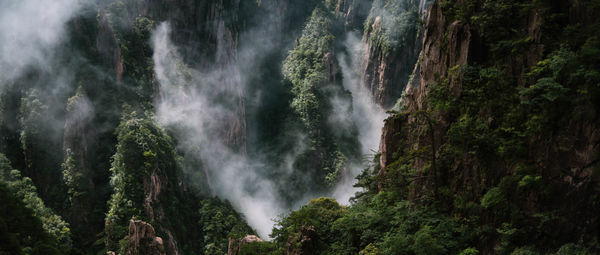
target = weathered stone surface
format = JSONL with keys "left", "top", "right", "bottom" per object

{"left": 361, "top": 0, "right": 423, "bottom": 109}
{"left": 126, "top": 220, "right": 166, "bottom": 255}
{"left": 377, "top": 0, "right": 600, "bottom": 252}
{"left": 378, "top": 114, "right": 406, "bottom": 176}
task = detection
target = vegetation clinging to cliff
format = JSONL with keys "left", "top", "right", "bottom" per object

{"left": 282, "top": 8, "right": 359, "bottom": 190}
{"left": 0, "top": 154, "right": 71, "bottom": 254}
{"left": 364, "top": 0, "right": 420, "bottom": 55}
{"left": 253, "top": 0, "right": 600, "bottom": 254}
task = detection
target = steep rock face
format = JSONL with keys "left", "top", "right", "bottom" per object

{"left": 212, "top": 1, "right": 247, "bottom": 153}
{"left": 381, "top": 0, "right": 483, "bottom": 182}
{"left": 361, "top": 0, "right": 423, "bottom": 108}
{"left": 98, "top": 0, "right": 247, "bottom": 152}
{"left": 378, "top": 113, "right": 405, "bottom": 176}
{"left": 62, "top": 89, "right": 100, "bottom": 244}
{"left": 170, "top": 0, "right": 247, "bottom": 153}
{"left": 140, "top": 167, "right": 181, "bottom": 255}
{"left": 126, "top": 220, "right": 166, "bottom": 255}
{"left": 378, "top": 0, "right": 600, "bottom": 252}
{"left": 404, "top": 0, "right": 543, "bottom": 112}
{"left": 17, "top": 88, "right": 67, "bottom": 212}
{"left": 397, "top": 0, "right": 545, "bottom": 181}
{"left": 334, "top": 0, "right": 372, "bottom": 30}
{"left": 136, "top": 155, "right": 181, "bottom": 255}
{"left": 0, "top": 84, "right": 25, "bottom": 173}
{"left": 96, "top": 11, "right": 124, "bottom": 82}
{"left": 402, "top": 1, "right": 484, "bottom": 115}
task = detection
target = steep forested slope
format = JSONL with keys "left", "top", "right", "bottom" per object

{"left": 247, "top": 0, "right": 600, "bottom": 254}
{"left": 0, "top": 0, "right": 375, "bottom": 254}
{"left": 0, "top": 0, "right": 598, "bottom": 255}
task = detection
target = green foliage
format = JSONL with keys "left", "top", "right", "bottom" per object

{"left": 417, "top": 0, "right": 600, "bottom": 253}
{"left": 353, "top": 1, "right": 600, "bottom": 254}
{"left": 119, "top": 16, "right": 157, "bottom": 106}
{"left": 441, "top": 0, "right": 534, "bottom": 55}
{"left": 1, "top": 0, "right": 598, "bottom": 254}
{"left": 282, "top": 8, "right": 359, "bottom": 189}
{"left": 104, "top": 109, "right": 179, "bottom": 251}
{"left": 520, "top": 78, "right": 569, "bottom": 132}
{"left": 0, "top": 182, "right": 64, "bottom": 255}
{"left": 352, "top": 155, "right": 381, "bottom": 201}
{"left": 17, "top": 89, "right": 67, "bottom": 211}
{"left": 480, "top": 187, "right": 504, "bottom": 209}
{"left": 518, "top": 175, "right": 541, "bottom": 188}
{"left": 359, "top": 243, "right": 380, "bottom": 255}
{"left": 376, "top": 201, "right": 472, "bottom": 255}
{"left": 446, "top": 114, "right": 495, "bottom": 157}
{"left": 459, "top": 248, "right": 480, "bottom": 255}
{"left": 283, "top": 9, "right": 335, "bottom": 131}
{"left": 0, "top": 154, "right": 71, "bottom": 252}
{"left": 270, "top": 192, "right": 476, "bottom": 255}
{"left": 239, "top": 241, "right": 277, "bottom": 255}
{"left": 105, "top": 1, "right": 157, "bottom": 107}
{"left": 272, "top": 197, "right": 347, "bottom": 253}
{"left": 103, "top": 110, "right": 252, "bottom": 254}
{"left": 61, "top": 150, "right": 85, "bottom": 199}
{"left": 553, "top": 243, "right": 593, "bottom": 255}
{"left": 332, "top": 193, "right": 400, "bottom": 253}
{"left": 412, "top": 225, "right": 447, "bottom": 255}
{"left": 18, "top": 90, "right": 49, "bottom": 152}
{"left": 198, "top": 198, "right": 254, "bottom": 254}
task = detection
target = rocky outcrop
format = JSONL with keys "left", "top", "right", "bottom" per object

{"left": 141, "top": 164, "right": 180, "bottom": 255}
{"left": 142, "top": 170, "right": 165, "bottom": 222}
{"left": 227, "top": 235, "right": 263, "bottom": 255}
{"left": 404, "top": 1, "right": 476, "bottom": 113}
{"left": 126, "top": 220, "right": 166, "bottom": 255}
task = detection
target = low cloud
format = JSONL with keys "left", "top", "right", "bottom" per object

{"left": 332, "top": 32, "right": 386, "bottom": 203}
{"left": 0, "top": 0, "right": 81, "bottom": 86}
{"left": 153, "top": 23, "right": 287, "bottom": 238}
{"left": 153, "top": 22, "right": 385, "bottom": 239}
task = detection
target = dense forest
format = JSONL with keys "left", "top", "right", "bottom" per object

{"left": 0, "top": 0, "right": 598, "bottom": 254}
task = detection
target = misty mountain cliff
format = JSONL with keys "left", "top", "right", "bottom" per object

{"left": 1, "top": 0, "right": 599, "bottom": 255}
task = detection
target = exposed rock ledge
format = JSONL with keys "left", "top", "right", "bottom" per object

{"left": 126, "top": 219, "right": 165, "bottom": 255}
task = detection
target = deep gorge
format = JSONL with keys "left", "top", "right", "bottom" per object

{"left": 0, "top": 0, "right": 599, "bottom": 254}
